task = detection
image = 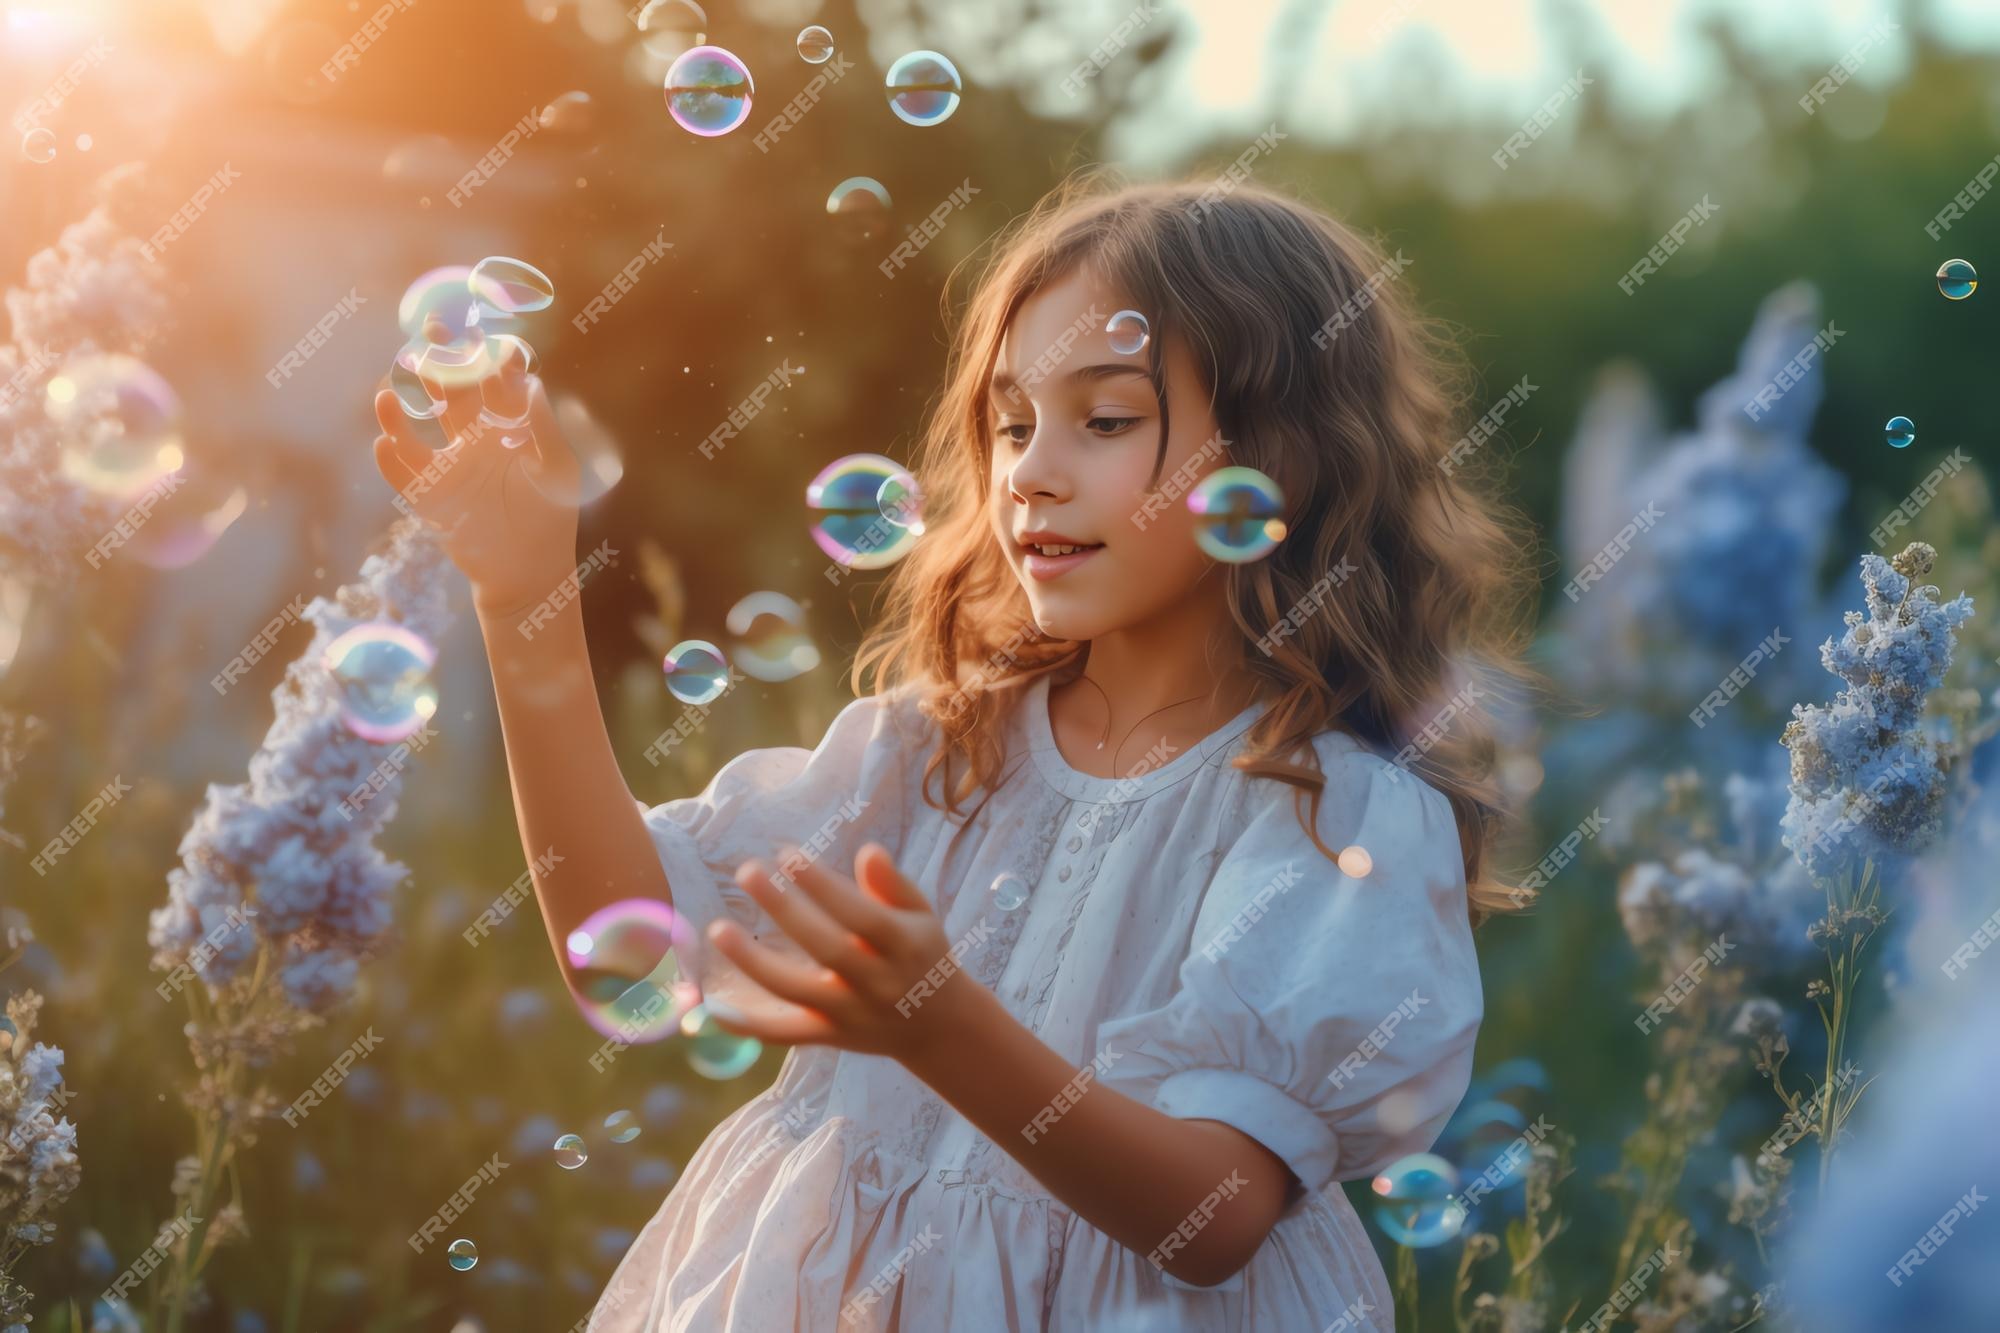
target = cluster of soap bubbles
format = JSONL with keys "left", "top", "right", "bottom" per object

{"left": 661, "top": 589, "right": 823, "bottom": 705}
{"left": 389, "top": 258, "right": 554, "bottom": 445}
{"left": 805, "top": 453, "right": 927, "bottom": 570}
{"left": 662, "top": 27, "right": 962, "bottom": 138}
{"left": 1370, "top": 1058, "right": 1550, "bottom": 1249}
{"left": 563, "top": 897, "right": 765, "bottom": 1077}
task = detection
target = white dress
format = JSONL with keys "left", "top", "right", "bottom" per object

{"left": 592, "top": 673, "right": 1483, "bottom": 1332}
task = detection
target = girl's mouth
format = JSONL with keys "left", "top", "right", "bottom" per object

{"left": 1021, "top": 542, "right": 1103, "bottom": 580}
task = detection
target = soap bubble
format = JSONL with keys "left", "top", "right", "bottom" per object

{"left": 681, "top": 1003, "right": 762, "bottom": 1079}
{"left": 554, "top": 1134, "right": 588, "bottom": 1170}
{"left": 637, "top": 0, "right": 706, "bottom": 61}
{"left": 826, "top": 176, "right": 893, "bottom": 243}
{"left": 1936, "top": 258, "right": 1977, "bottom": 301}
{"left": 388, "top": 350, "right": 447, "bottom": 421}
{"left": 476, "top": 335, "right": 538, "bottom": 431}
{"left": 876, "top": 468, "right": 925, "bottom": 534}
{"left": 396, "top": 266, "right": 490, "bottom": 390}
{"left": 665, "top": 45, "right": 753, "bottom": 137}
{"left": 1105, "top": 309, "right": 1149, "bottom": 356}
{"left": 885, "top": 50, "right": 962, "bottom": 127}
{"left": 806, "top": 454, "right": 923, "bottom": 569}
{"left": 322, "top": 622, "right": 438, "bottom": 744}
{"left": 1449, "top": 1100, "right": 1533, "bottom": 1192}
{"left": 724, "top": 592, "right": 820, "bottom": 683}
{"left": 21, "top": 128, "right": 56, "bottom": 163}
{"left": 604, "top": 1109, "right": 641, "bottom": 1143}
{"left": 797, "top": 25, "right": 834, "bottom": 63}
{"left": 1187, "top": 467, "right": 1287, "bottom": 563}
{"left": 1370, "top": 1153, "right": 1467, "bottom": 1247}
{"left": 566, "top": 899, "right": 697, "bottom": 1044}
{"left": 663, "top": 639, "right": 731, "bottom": 704}
{"left": 446, "top": 1238, "right": 479, "bottom": 1271}
{"left": 469, "top": 257, "right": 554, "bottom": 317}
{"left": 42, "top": 354, "right": 185, "bottom": 498}
{"left": 538, "top": 90, "right": 594, "bottom": 133}
{"left": 990, "top": 873, "right": 1028, "bottom": 911}
{"left": 1337, "top": 845, "right": 1373, "bottom": 878}
{"left": 1885, "top": 415, "right": 1915, "bottom": 450}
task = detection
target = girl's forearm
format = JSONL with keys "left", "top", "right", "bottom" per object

{"left": 900, "top": 979, "right": 1292, "bottom": 1288}
{"left": 473, "top": 594, "right": 671, "bottom": 995}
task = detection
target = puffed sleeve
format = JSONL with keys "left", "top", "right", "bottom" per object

{"left": 1094, "top": 739, "right": 1483, "bottom": 1207}
{"left": 635, "top": 688, "right": 923, "bottom": 991}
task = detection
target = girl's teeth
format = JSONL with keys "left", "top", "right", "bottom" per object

{"left": 1035, "top": 544, "right": 1088, "bottom": 556}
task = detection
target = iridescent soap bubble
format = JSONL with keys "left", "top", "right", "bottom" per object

{"left": 1936, "top": 258, "right": 1977, "bottom": 301}
{"left": 680, "top": 1003, "right": 762, "bottom": 1079}
{"left": 388, "top": 350, "right": 447, "bottom": 421}
{"left": 1337, "top": 845, "right": 1373, "bottom": 878}
{"left": 724, "top": 592, "right": 820, "bottom": 683}
{"left": 538, "top": 90, "right": 594, "bottom": 133}
{"left": 876, "top": 468, "right": 925, "bottom": 535}
{"left": 1105, "top": 309, "right": 1149, "bottom": 356}
{"left": 1370, "top": 1153, "right": 1467, "bottom": 1247}
{"left": 885, "top": 50, "right": 962, "bottom": 127}
{"left": 663, "top": 639, "right": 731, "bottom": 704}
{"left": 796, "top": 25, "right": 834, "bottom": 63}
{"left": 322, "top": 623, "right": 439, "bottom": 744}
{"left": 604, "top": 1109, "right": 641, "bottom": 1144}
{"left": 43, "top": 355, "right": 185, "bottom": 498}
{"left": 566, "top": 898, "right": 696, "bottom": 1044}
{"left": 446, "top": 1238, "right": 479, "bottom": 1271}
{"left": 806, "top": 454, "right": 923, "bottom": 569}
{"left": 1885, "top": 415, "right": 1915, "bottom": 450}
{"left": 1187, "top": 467, "right": 1287, "bottom": 563}
{"left": 477, "top": 335, "right": 538, "bottom": 432}
{"left": 397, "top": 266, "right": 491, "bottom": 390}
{"left": 826, "top": 177, "right": 893, "bottom": 243}
{"left": 22, "top": 128, "right": 56, "bottom": 164}
{"left": 990, "top": 873, "right": 1028, "bottom": 911}
{"left": 554, "top": 1133, "right": 588, "bottom": 1169}
{"left": 469, "top": 256, "right": 555, "bottom": 318}
{"left": 665, "top": 45, "right": 753, "bottom": 138}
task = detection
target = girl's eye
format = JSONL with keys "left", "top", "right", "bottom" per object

{"left": 995, "top": 422, "right": 1033, "bottom": 445}
{"left": 1086, "top": 415, "right": 1142, "bottom": 437}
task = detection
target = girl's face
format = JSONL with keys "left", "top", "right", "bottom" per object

{"left": 986, "top": 270, "right": 1228, "bottom": 643}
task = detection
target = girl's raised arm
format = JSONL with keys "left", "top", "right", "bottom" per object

{"left": 371, "top": 343, "right": 669, "bottom": 1002}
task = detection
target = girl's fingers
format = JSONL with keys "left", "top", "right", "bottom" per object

{"left": 735, "top": 859, "right": 879, "bottom": 978}
{"left": 521, "top": 377, "right": 582, "bottom": 491}
{"left": 705, "top": 920, "right": 849, "bottom": 1011}
{"left": 784, "top": 852, "right": 902, "bottom": 949}
{"left": 372, "top": 431, "right": 426, "bottom": 497}
{"left": 854, "top": 843, "right": 931, "bottom": 912}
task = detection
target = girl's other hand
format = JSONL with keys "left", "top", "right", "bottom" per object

{"left": 703, "top": 844, "right": 982, "bottom": 1063}
{"left": 369, "top": 318, "right": 583, "bottom": 618}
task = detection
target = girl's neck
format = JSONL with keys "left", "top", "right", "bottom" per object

{"left": 1047, "top": 626, "right": 1262, "bottom": 779}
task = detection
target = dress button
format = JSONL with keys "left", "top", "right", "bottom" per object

{"left": 1066, "top": 835, "right": 1082, "bottom": 853}
{"left": 1057, "top": 865, "right": 1072, "bottom": 883}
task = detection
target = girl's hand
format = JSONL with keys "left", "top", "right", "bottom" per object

{"left": 701, "top": 843, "right": 981, "bottom": 1063}
{"left": 369, "top": 320, "right": 583, "bottom": 619}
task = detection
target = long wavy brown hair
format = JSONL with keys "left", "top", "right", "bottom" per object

{"left": 852, "top": 173, "right": 1541, "bottom": 923}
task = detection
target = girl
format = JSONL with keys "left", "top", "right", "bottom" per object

{"left": 370, "top": 176, "right": 1534, "bottom": 1331}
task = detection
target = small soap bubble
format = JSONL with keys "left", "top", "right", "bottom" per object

{"left": 665, "top": 45, "right": 753, "bottom": 137}
{"left": 554, "top": 1133, "right": 588, "bottom": 1169}
{"left": 681, "top": 1004, "right": 763, "bottom": 1079}
{"left": 1370, "top": 1153, "right": 1467, "bottom": 1247}
{"left": 1936, "top": 258, "right": 1977, "bottom": 300}
{"left": 1187, "top": 467, "right": 1287, "bottom": 563}
{"left": 322, "top": 623, "right": 438, "bottom": 744}
{"left": 604, "top": 1109, "right": 641, "bottom": 1143}
{"left": 806, "top": 454, "right": 923, "bottom": 569}
{"left": 1337, "top": 845, "right": 1373, "bottom": 878}
{"left": 388, "top": 351, "right": 447, "bottom": 421}
{"left": 43, "top": 354, "right": 185, "bottom": 498}
{"left": 637, "top": 0, "right": 706, "bottom": 59}
{"left": 663, "top": 640, "right": 731, "bottom": 704}
{"left": 21, "top": 128, "right": 56, "bottom": 163}
{"left": 469, "top": 256, "right": 555, "bottom": 318}
{"left": 876, "top": 468, "right": 926, "bottom": 535}
{"left": 885, "top": 50, "right": 962, "bottom": 126}
{"left": 1884, "top": 415, "right": 1915, "bottom": 450}
{"left": 826, "top": 176, "right": 893, "bottom": 243}
{"left": 446, "top": 1238, "right": 479, "bottom": 1271}
{"left": 1105, "top": 309, "right": 1149, "bottom": 356}
{"left": 796, "top": 25, "right": 834, "bottom": 64}
{"left": 566, "top": 899, "right": 695, "bottom": 1043}
{"left": 538, "top": 90, "right": 594, "bottom": 133}
{"left": 990, "top": 873, "right": 1029, "bottom": 911}
{"left": 724, "top": 592, "right": 820, "bottom": 683}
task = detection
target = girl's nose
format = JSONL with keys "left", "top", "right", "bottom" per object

{"left": 1006, "top": 430, "right": 1069, "bottom": 504}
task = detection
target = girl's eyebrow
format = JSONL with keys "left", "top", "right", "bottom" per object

{"left": 987, "top": 363, "right": 1149, "bottom": 396}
